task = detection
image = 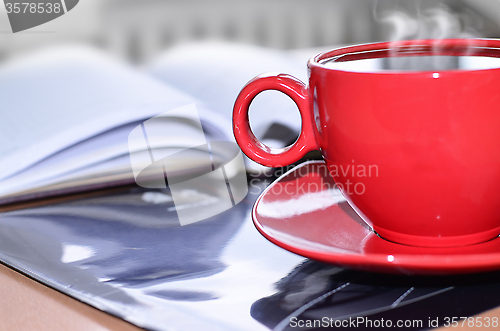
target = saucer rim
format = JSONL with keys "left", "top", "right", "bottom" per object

{"left": 252, "top": 160, "right": 500, "bottom": 275}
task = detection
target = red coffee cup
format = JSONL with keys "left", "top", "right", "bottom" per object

{"left": 233, "top": 38, "right": 500, "bottom": 248}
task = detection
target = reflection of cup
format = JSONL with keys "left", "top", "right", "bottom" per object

{"left": 234, "top": 38, "right": 500, "bottom": 247}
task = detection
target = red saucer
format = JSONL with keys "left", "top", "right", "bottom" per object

{"left": 253, "top": 161, "right": 500, "bottom": 275}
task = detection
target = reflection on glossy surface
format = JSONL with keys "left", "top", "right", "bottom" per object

{"left": 0, "top": 183, "right": 304, "bottom": 330}
{"left": 251, "top": 263, "right": 500, "bottom": 331}
{"left": 1, "top": 176, "right": 500, "bottom": 330}
{"left": 253, "top": 161, "right": 500, "bottom": 275}
{"left": 61, "top": 243, "right": 96, "bottom": 263}
{"left": 257, "top": 188, "right": 345, "bottom": 219}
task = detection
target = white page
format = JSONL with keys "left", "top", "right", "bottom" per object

{"left": 0, "top": 45, "right": 227, "bottom": 181}
{"left": 0, "top": 145, "right": 227, "bottom": 201}
{"left": 148, "top": 42, "right": 307, "bottom": 139}
{"left": 0, "top": 117, "right": 221, "bottom": 197}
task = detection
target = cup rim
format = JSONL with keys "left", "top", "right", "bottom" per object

{"left": 308, "top": 38, "right": 500, "bottom": 75}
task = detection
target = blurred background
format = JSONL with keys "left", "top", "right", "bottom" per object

{"left": 1, "top": 0, "right": 500, "bottom": 64}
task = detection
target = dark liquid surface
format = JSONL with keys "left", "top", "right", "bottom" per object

{"left": 324, "top": 55, "right": 500, "bottom": 72}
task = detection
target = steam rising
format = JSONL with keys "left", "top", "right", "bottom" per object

{"left": 372, "top": 1, "right": 486, "bottom": 71}
{"left": 374, "top": 1, "right": 480, "bottom": 41}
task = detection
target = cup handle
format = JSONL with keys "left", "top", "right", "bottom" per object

{"left": 233, "top": 73, "right": 319, "bottom": 167}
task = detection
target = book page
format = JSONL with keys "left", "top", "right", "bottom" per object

{"left": 0, "top": 45, "right": 225, "bottom": 181}
{"left": 148, "top": 42, "right": 307, "bottom": 143}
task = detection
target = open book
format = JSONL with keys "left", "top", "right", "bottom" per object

{"left": 0, "top": 42, "right": 312, "bottom": 205}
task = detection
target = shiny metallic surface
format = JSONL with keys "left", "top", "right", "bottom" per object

{"left": 0, "top": 181, "right": 500, "bottom": 330}
{"left": 0, "top": 183, "right": 304, "bottom": 330}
